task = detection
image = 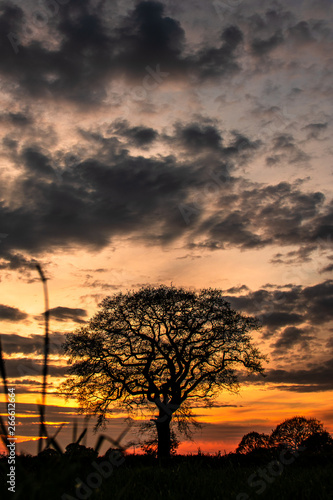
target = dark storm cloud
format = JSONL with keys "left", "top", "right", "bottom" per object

{"left": 111, "top": 120, "right": 158, "bottom": 148}
{"left": 167, "top": 123, "right": 260, "bottom": 159}
{"left": 189, "top": 25, "right": 243, "bottom": 81}
{"left": 251, "top": 30, "right": 284, "bottom": 56}
{"left": 199, "top": 212, "right": 268, "bottom": 250}
{"left": 302, "top": 281, "right": 333, "bottom": 325}
{"left": 0, "top": 251, "right": 37, "bottom": 271}
{"left": 45, "top": 306, "right": 88, "bottom": 323}
{"left": 172, "top": 123, "right": 222, "bottom": 152}
{"left": 1, "top": 0, "right": 331, "bottom": 108}
{"left": 0, "top": 1, "right": 245, "bottom": 106}
{"left": 112, "top": 0, "right": 186, "bottom": 79}
{"left": 190, "top": 181, "right": 327, "bottom": 252}
{"left": 303, "top": 123, "right": 328, "bottom": 140}
{"left": 0, "top": 129, "right": 331, "bottom": 268}
{"left": 2, "top": 357, "right": 68, "bottom": 378}
{"left": 270, "top": 246, "right": 317, "bottom": 265}
{"left": 260, "top": 312, "right": 303, "bottom": 329}
{"left": 247, "top": 10, "right": 295, "bottom": 36}
{"left": 270, "top": 134, "right": 310, "bottom": 164}
{"left": 0, "top": 111, "right": 32, "bottom": 127}
{"left": 0, "top": 304, "right": 28, "bottom": 321}
{"left": 309, "top": 201, "right": 333, "bottom": 244}
{"left": 1, "top": 332, "right": 66, "bottom": 355}
{"left": 226, "top": 285, "right": 250, "bottom": 294}
{"left": 286, "top": 18, "right": 332, "bottom": 46}
{"left": 246, "top": 8, "right": 331, "bottom": 59}
{"left": 320, "top": 263, "right": 333, "bottom": 274}
{"left": 264, "top": 358, "right": 333, "bottom": 391}
{"left": 22, "top": 147, "right": 57, "bottom": 178}
{"left": 287, "top": 21, "right": 315, "bottom": 43}
{"left": 224, "top": 280, "right": 333, "bottom": 337}
{"left": 0, "top": 2, "right": 332, "bottom": 266}
{"left": 271, "top": 326, "right": 315, "bottom": 354}
{"left": 0, "top": 120, "right": 257, "bottom": 261}
{"left": 0, "top": 138, "right": 205, "bottom": 261}
{"left": 326, "top": 336, "right": 333, "bottom": 350}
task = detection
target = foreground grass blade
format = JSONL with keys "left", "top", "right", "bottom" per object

{"left": 36, "top": 264, "right": 50, "bottom": 455}
{"left": 75, "top": 427, "right": 87, "bottom": 445}
{"left": 72, "top": 418, "right": 77, "bottom": 443}
{"left": 0, "top": 415, "right": 8, "bottom": 447}
{"left": 0, "top": 335, "right": 8, "bottom": 401}
{"left": 94, "top": 420, "right": 134, "bottom": 454}
{"left": 0, "top": 335, "right": 9, "bottom": 448}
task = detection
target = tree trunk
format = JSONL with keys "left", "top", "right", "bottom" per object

{"left": 155, "top": 414, "right": 171, "bottom": 460}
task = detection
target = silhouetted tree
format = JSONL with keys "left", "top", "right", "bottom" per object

{"left": 64, "top": 443, "right": 98, "bottom": 461}
{"left": 61, "top": 285, "right": 266, "bottom": 459}
{"left": 141, "top": 427, "right": 180, "bottom": 457}
{"left": 236, "top": 431, "right": 270, "bottom": 454}
{"left": 270, "top": 416, "right": 324, "bottom": 451}
{"left": 301, "top": 431, "right": 333, "bottom": 453}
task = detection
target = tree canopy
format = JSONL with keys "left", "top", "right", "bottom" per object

{"left": 236, "top": 431, "right": 270, "bottom": 454}
{"left": 270, "top": 416, "right": 324, "bottom": 450}
{"left": 61, "top": 285, "right": 266, "bottom": 458}
{"left": 236, "top": 416, "right": 332, "bottom": 456}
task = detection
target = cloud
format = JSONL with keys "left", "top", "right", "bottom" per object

{"left": 270, "top": 246, "right": 317, "bottom": 265}
{"left": 2, "top": 357, "right": 68, "bottom": 379}
{"left": 270, "top": 133, "right": 310, "bottom": 164}
{"left": 224, "top": 280, "right": 333, "bottom": 335}
{"left": 251, "top": 30, "right": 284, "bottom": 56}
{"left": 264, "top": 358, "right": 333, "bottom": 391}
{"left": 0, "top": 0, "right": 331, "bottom": 272}
{"left": 190, "top": 25, "right": 244, "bottom": 81}
{"left": 326, "top": 336, "right": 333, "bottom": 350}
{"left": 189, "top": 181, "right": 328, "bottom": 253}
{"left": 302, "top": 122, "right": 328, "bottom": 140}
{"left": 1, "top": 332, "right": 66, "bottom": 355}
{"left": 320, "top": 263, "right": 333, "bottom": 273}
{"left": 0, "top": 304, "right": 28, "bottom": 321}
{"left": 271, "top": 326, "right": 315, "bottom": 354}
{"left": 171, "top": 122, "right": 223, "bottom": 152}
{"left": 45, "top": 306, "right": 88, "bottom": 323}
{"left": 0, "top": 252, "right": 38, "bottom": 272}
{"left": 22, "top": 147, "right": 57, "bottom": 178}
{"left": 226, "top": 285, "right": 250, "bottom": 294}
{"left": 260, "top": 312, "right": 303, "bottom": 329}
{"left": 111, "top": 120, "right": 158, "bottom": 148}
{"left": 0, "top": 123, "right": 255, "bottom": 263}
{"left": 287, "top": 21, "right": 314, "bottom": 43}
{"left": 0, "top": 111, "right": 32, "bottom": 127}
{"left": 0, "top": 0, "right": 246, "bottom": 107}
{"left": 1, "top": 133, "right": 331, "bottom": 272}
{"left": 165, "top": 123, "right": 261, "bottom": 167}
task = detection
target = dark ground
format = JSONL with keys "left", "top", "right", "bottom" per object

{"left": 1, "top": 448, "right": 333, "bottom": 500}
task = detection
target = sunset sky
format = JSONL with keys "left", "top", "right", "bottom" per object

{"left": 0, "top": 0, "right": 333, "bottom": 455}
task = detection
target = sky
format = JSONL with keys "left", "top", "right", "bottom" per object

{"left": 0, "top": 0, "right": 333, "bottom": 455}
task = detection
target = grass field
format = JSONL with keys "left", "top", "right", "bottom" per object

{"left": 1, "top": 451, "right": 333, "bottom": 500}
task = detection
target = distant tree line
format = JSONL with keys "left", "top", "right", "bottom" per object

{"left": 236, "top": 416, "right": 333, "bottom": 455}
